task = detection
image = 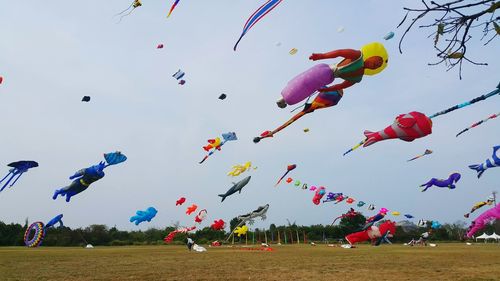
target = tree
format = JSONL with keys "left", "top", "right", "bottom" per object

{"left": 398, "top": 0, "right": 499, "bottom": 78}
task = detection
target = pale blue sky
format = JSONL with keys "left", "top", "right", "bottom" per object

{"left": 0, "top": 1, "right": 498, "bottom": 231}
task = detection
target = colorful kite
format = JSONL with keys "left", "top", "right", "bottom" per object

{"left": 275, "top": 164, "right": 296, "bottom": 186}
{"left": 404, "top": 214, "right": 414, "bottom": 219}
{"left": 469, "top": 146, "right": 500, "bottom": 178}
{"left": 186, "top": 204, "right": 198, "bottom": 215}
{"left": 24, "top": 214, "right": 64, "bottom": 248}
{"left": 233, "top": 0, "right": 284, "bottom": 51}
{"left": 289, "top": 48, "right": 298, "bottom": 55}
{"left": 466, "top": 203, "right": 500, "bottom": 238}
{"left": 362, "top": 208, "right": 388, "bottom": 230}
{"left": 331, "top": 208, "right": 360, "bottom": 225}
{"left": 277, "top": 42, "right": 388, "bottom": 108}
{"left": 254, "top": 90, "right": 343, "bottom": 143}
{"left": 420, "top": 173, "right": 461, "bottom": 192}
{"left": 172, "top": 69, "right": 186, "bottom": 85}
{"left": 157, "top": 44, "right": 164, "bottom": 49}
{"left": 456, "top": 112, "right": 499, "bottom": 137}
{"left": 115, "top": 0, "right": 142, "bottom": 23}
{"left": 227, "top": 162, "right": 252, "bottom": 177}
{"left": 407, "top": 149, "right": 433, "bottom": 162}
{"left": 0, "top": 161, "right": 38, "bottom": 192}
{"left": 176, "top": 197, "right": 186, "bottom": 206}
{"left": 384, "top": 31, "right": 395, "bottom": 40}
{"left": 199, "top": 132, "right": 237, "bottom": 164}
{"left": 164, "top": 226, "right": 196, "bottom": 243}
{"left": 167, "top": 0, "right": 181, "bottom": 18}
{"left": 344, "top": 83, "right": 500, "bottom": 155}
{"left": 464, "top": 196, "right": 494, "bottom": 218}
{"left": 234, "top": 225, "right": 249, "bottom": 237}
{"left": 130, "top": 207, "right": 158, "bottom": 225}
{"left": 345, "top": 221, "right": 396, "bottom": 246}
{"left": 312, "top": 187, "right": 326, "bottom": 205}
{"left": 211, "top": 219, "right": 226, "bottom": 231}
{"left": 194, "top": 209, "right": 207, "bottom": 224}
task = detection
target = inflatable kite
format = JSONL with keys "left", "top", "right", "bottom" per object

{"left": 276, "top": 42, "right": 388, "bottom": 108}
{"left": 24, "top": 214, "right": 64, "bottom": 248}
{"left": 211, "top": 219, "right": 225, "bottom": 231}
{"left": 384, "top": 31, "right": 395, "bottom": 40}
{"left": 456, "top": 112, "right": 499, "bottom": 137}
{"left": 362, "top": 208, "right": 388, "bottom": 230}
{"left": 289, "top": 48, "right": 298, "bottom": 55}
{"left": 130, "top": 207, "right": 158, "bottom": 225}
{"left": 466, "top": 203, "right": 500, "bottom": 238}
{"left": 176, "top": 197, "right": 186, "bottom": 206}
{"left": 345, "top": 221, "right": 396, "bottom": 246}
{"left": 407, "top": 149, "right": 433, "bottom": 162}
{"left": 464, "top": 196, "right": 495, "bottom": 218}
{"left": 194, "top": 209, "right": 207, "bottom": 223}
{"left": 431, "top": 221, "right": 441, "bottom": 229}
{"left": 346, "top": 198, "right": 355, "bottom": 204}
{"left": 199, "top": 132, "right": 237, "bottom": 164}
{"left": 157, "top": 44, "right": 164, "bottom": 49}
{"left": 253, "top": 90, "right": 343, "bottom": 143}
{"left": 52, "top": 152, "right": 126, "bottom": 202}
{"left": 357, "top": 201, "right": 366, "bottom": 207}
{"left": 404, "top": 214, "right": 414, "bottom": 219}
{"left": 367, "top": 204, "right": 375, "bottom": 211}
{"left": 391, "top": 211, "right": 400, "bottom": 216}
{"left": 164, "top": 226, "right": 196, "bottom": 243}
{"left": 115, "top": 0, "right": 142, "bottom": 22}
{"left": 233, "top": 0, "right": 283, "bottom": 51}
{"left": 0, "top": 76, "right": 3, "bottom": 84}
{"left": 420, "top": 173, "right": 461, "bottom": 192}
{"left": 219, "top": 176, "right": 251, "bottom": 202}
{"left": 0, "top": 161, "right": 38, "bottom": 192}
{"left": 186, "top": 204, "right": 198, "bottom": 215}
{"left": 312, "top": 187, "right": 326, "bottom": 205}
{"left": 332, "top": 208, "right": 360, "bottom": 225}
{"left": 344, "top": 83, "right": 500, "bottom": 155}
{"left": 167, "top": 0, "right": 181, "bottom": 18}
{"left": 234, "top": 225, "right": 248, "bottom": 237}
{"left": 227, "top": 162, "right": 252, "bottom": 177}
{"left": 218, "top": 93, "right": 227, "bottom": 100}
{"left": 469, "top": 146, "right": 500, "bottom": 178}
{"left": 81, "top": 96, "right": 91, "bottom": 102}
{"left": 173, "top": 69, "right": 186, "bottom": 85}
{"left": 275, "top": 164, "right": 296, "bottom": 186}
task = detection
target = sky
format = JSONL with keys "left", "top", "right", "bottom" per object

{"left": 0, "top": 1, "right": 498, "bottom": 232}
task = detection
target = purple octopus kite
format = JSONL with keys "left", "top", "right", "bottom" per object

{"left": 420, "top": 173, "right": 461, "bottom": 192}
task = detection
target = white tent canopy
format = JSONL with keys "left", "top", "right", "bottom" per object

{"left": 487, "top": 233, "right": 500, "bottom": 240}
{"left": 476, "top": 233, "right": 500, "bottom": 243}
{"left": 476, "top": 233, "right": 489, "bottom": 241}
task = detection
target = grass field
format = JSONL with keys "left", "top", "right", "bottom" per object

{"left": 1, "top": 243, "right": 499, "bottom": 281}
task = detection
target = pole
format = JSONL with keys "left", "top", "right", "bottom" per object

{"left": 277, "top": 229, "right": 281, "bottom": 244}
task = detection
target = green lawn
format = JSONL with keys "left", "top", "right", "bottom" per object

{"left": 1, "top": 243, "right": 499, "bottom": 280}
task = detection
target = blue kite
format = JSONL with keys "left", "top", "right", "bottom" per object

{"left": 130, "top": 207, "right": 158, "bottom": 225}
{"left": 0, "top": 161, "right": 38, "bottom": 192}
{"left": 52, "top": 152, "right": 127, "bottom": 202}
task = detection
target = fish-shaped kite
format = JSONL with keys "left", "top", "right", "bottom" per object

{"left": 469, "top": 146, "right": 500, "bottom": 178}
{"left": 233, "top": 0, "right": 283, "bottom": 51}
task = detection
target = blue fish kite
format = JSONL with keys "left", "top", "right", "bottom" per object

{"left": 469, "top": 146, "right": 500, "bottom": 178}
{"left": 233, "top": 0, "right": 283, "bottom": 51}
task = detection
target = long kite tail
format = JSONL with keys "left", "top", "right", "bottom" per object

{"left": 343, "top": 139, "right": 367, "bottom": 156}
{"left": 428, "top": 82, "right": 500, "bottom": 119}
{"left": 167, "top": 0, "right": 180, "bottom": 18}
{"left": 456, "top": 112, "right": 499, "bottom": 137}
{"left": 253, "top": 111, "right": 308, "bottom": 143}
{"left": 275, "top": 171, "right": 290, "bottom": 187}
{"left": 114, "top": 3, "right": 133, "bottom": 17}
{"left": 407, "top": 155, "right": 423, "bottom": 162}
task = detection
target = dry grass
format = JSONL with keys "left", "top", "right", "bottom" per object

{"left": 1, "top": 243, "right": 499, "bottom": 281}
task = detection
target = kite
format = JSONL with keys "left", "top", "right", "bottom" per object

{"left": 254, "top": 90, "right": 343, "bottom": 143}
{"left": 234, "top": 225, "right": 249, "bottom": 237}
{"left": 237, "top": 204, "right": 269, "bottom": 225}
{"left": 384, "top": 31, "right": 395, "bottom": 40}
{"left": 362, "top": 208, "right": 388, "bottom": 230}
{"left": 194, "top": 209, "right": 207, "bottom": 223}
{"left": 276, "top": 42, "right": 388, "bottom": 108}
{"left": 431, "top": 221, "right": 441, "bottom": 229}
{"left": 337, "top": 26, "right": 345, "bottom": 33}
{"left": 345, "top": 221, "right": 396, "bottom": 246}
{"left": 0, "top": 76, "right": 3, "bottom": 84}
{"left": 417, "top": 219, "right": 428, "bottom": 227}
{"left": 219, "top": 176, "right": 251, "bottom": 202}
{"left": 312, "top": 187, "right": 326, "bottom": 205}
{"left": 332, "top": 208, "right": 360, "bottom": 225}
{"left": 81, "top": 96, "right": 91, "bottom": 102}
{"left": 456, "top": 112, "right": 499, "bottom": 137}
{"left": 227, "top": 162, "right": 252, "bottom": 177}
{"left": 275, "top": 164, "right": 296, "bottom": 186}
{"left": 407, "top": 149, "right": 433, "bottom": 162}
{"left": 0, "top": 161, "right": 38, "bottom": 192}
{"left": 466, "top": 203, "right": 500, "bottom": 238}
{"left": 157, "top": 44, "right": 164, "bottom": 49}
{"left": 52, "top": 152, "right": 127, "bottom": 202}
{"left": 391, "top": 211, "right": 400, "bottom": 216}
{"left": 289, "top": 48, "right": 298, "bottom": 55}
{"left": 367, "top": 204, "right": 375, "bottom": 211}
{"left": 211, "top": 219, "right": 225, "bottom": 231}
{"left": 219, "top": 93, "right": 227, "bottom": 100}
{"left": 344, "top": 83, "right": 500, "bottom": 155}
{"left": 303, "top": 128, "right": 309, "bottom": 132}
{"left": 115, "top": 0, "right": 142, "bottom": 23}
{"left": 199, "top": 132, "right": 237, "bottom": 164}
{"left": 469, "top": 146, "right": 500, "bottom": 178}
{"left": 357, "top": 201, "right": 366, "bottom": 207}
{"left": 164, "top": 226, "right": 196, "bottom": 243}
{"left": 346, "top": 198, "right": 355, "bottom": 204}
{"left": 186, "top": 204, "right": 198, "bottom": 215}
{"left": 404, "top": 214, "right": 414, "bottom": 219}
{"left": 464, "top": 196, "right": 495, "bottom": 218}
{"left": 130, "top": 207, "right": 158, "bottom": 225}
{"left": 420, "top": 173, "right": 461, "bottom": 192}
{"left": 24, "top": 214, "right": 64, "bottom": 248}
{"left": 173, "top": 69, "right": 186, "bottom": 85}
{"left": 176, "top": 197, "right": 186, "bottom": 206}
{"left": 233, "top": 0, "right": 284, "bottom": 51}
{"left": 167, "top": 0, "right": 181, "bottom": 18}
